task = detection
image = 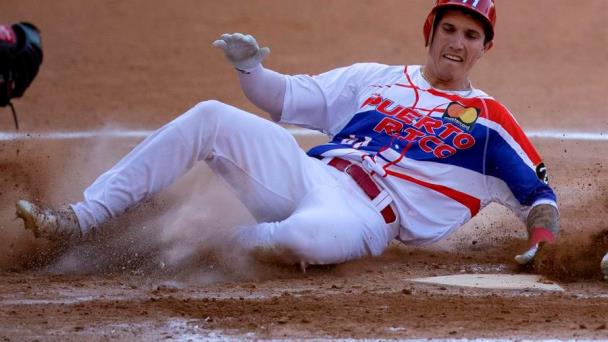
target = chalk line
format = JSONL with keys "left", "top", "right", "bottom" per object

{"left": 0, "top": 128, "right": 606, "bottom": 142}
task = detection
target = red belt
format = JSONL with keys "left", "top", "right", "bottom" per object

{"left": 328, "top": 157, "right": 397, "bottom": 224}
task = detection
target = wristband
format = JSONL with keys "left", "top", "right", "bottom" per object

{"left": 529, "top": 227, "right": 555, "bottom": 247}
{"left": 235, "top": 63, "right": 263, "bottom": 75}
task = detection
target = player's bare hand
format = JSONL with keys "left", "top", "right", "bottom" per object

{"left": 212, "top": 33, "right": 270, "bottom": 72}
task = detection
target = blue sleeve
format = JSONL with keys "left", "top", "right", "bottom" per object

{"left": 487, "top": 129, "right": 557, "bottom": 207}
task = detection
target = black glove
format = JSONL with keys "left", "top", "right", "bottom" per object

{"left": 0, "top": 22, "right": 43, "bottom": 129}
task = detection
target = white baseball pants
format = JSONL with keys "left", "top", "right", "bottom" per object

{"left": 71, "top": 100, "right": 399, "bottom": 265}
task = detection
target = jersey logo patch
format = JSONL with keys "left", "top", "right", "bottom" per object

{"left": 442, "top": 102, "right": 479, "bottom": 131}
{"left": 359, "top": 94, "right": 478, "bottom": 159}
{"left": 536, "top": 162, "right": 549, "bottom": 184}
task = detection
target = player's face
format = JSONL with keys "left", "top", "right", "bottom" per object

{"left": 425, "top": 10, "right": 491, "bottom": 90}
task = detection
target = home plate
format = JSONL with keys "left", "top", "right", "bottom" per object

{"left": 410, "top": 274, "right": 563, "bottom": 291}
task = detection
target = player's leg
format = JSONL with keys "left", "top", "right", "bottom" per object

{"left": 203, "top": 116, "right": 332, "bottom": 223}
{"left": 17, "top": 101, "right": 231, "bottom": 240}
{"left": 234, "top": 175, "right": 400, "bottom": 266}
{"left": 73, "top": 99, "right": 324, "bottom": 231}
{"left": 173, "top": 103, "right": 400, "bottom": 264}
{"left": 202, "top": 118, "right": 401, "bottom": 265}
{"left": 17, "top": 100, "right": 323, "bottom": 240}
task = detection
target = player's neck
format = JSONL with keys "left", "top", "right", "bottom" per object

{"left": 421, "top": 66, "right": 471, "bottom": 92}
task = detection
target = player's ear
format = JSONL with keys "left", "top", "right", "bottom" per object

{"left": 483, "top": 41, "right": 493, "bottom": 52}
{"left": 476, "top": 41, "right": 492, "bottom": 60}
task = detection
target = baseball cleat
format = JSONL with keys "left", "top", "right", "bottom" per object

{"left": 16, "top": 200, "right": 82, "bottom": 242}
{"left": 601, "top": 252, "right": 608, "bottom": 281}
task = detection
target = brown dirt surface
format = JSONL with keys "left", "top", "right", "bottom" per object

{"left": 1, "top": 0, "right": 607, "bottom": 340}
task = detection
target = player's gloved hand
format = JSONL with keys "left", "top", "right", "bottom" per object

{"left": 212, "top": 33, "right": 270, "bottom": 73}
{"left": 514, "top": 227, "right": 555, "bottom": 265}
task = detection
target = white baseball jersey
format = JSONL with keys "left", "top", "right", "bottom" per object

{"left": 281, "top": 63, "right": 557, "bottom": 244}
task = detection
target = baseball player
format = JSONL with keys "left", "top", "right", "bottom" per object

{"left": 16, "top": 0, "right": 561, "bottom": 270}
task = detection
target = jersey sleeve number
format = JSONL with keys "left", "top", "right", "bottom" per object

{"left": 341, "top": 135, "right": 372, "bottom": 149}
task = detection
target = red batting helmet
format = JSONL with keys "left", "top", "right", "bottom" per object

{"left": 423, "top": 0, "right": 496, "bottom": 47}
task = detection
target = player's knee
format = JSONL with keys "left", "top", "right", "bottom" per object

{"left": 173, "top": 100, "right": 230, "bottom": 129}
{"left": 190, "top": 100, "right": 228, "bottom": 121}
{"left": 193, "top": 99, "right": 228, "bottom": 113}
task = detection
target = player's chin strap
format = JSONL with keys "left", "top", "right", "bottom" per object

{"left": 7, "top": 101, "right": 19, "bottom": 130}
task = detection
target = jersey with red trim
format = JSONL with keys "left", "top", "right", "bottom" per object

{"left": 281, "top": 63, "right": 557, "bottom": 244}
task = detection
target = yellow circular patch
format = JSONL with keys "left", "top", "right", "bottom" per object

{"left": 460, "top": 108, "right": 478, "bottom": 124}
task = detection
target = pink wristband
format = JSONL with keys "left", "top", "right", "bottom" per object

{"left": 529, "top": 227, "right": 555, "bottom": 247}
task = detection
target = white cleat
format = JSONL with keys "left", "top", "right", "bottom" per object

{"left": 601, "top": 252, "right": 608, "bottom": 281}
{"left": 16, "top": 200, "right": 82, "bottom": 243}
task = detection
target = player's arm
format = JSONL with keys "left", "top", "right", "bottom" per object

{"left": 212, "top": 33, "right": 286, "bottom": 121}
{"left": 485, "top": 101, "right": 559, "bottom": 264}
{"left": 492, "top": 153, "right": 560, "bottom": 264}
{"left": 213, "top": 33, "right": 373, "bottom": 135}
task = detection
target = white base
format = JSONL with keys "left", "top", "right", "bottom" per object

{"left": 410, "top": 273, "right": 563, "bottom": 292}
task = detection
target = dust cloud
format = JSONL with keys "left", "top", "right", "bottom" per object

{"left": 533, "top": 229, "right": 608, "bottom": 282}
{"left": 2, "top": 132, "right": 608, "bottom": 283}
{"left": 531, "top": 181, "right": 608, "bottom": 282}
{"left": 0, "top": 131, "right": 263, "bottom": 283}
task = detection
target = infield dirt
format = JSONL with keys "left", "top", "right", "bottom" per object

{"left": 0, "top": 1, "right": 607, "bottom": 340}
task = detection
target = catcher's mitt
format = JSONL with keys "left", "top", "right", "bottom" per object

{"left": 0, "top": 22, "right": 43, "bottom": 129}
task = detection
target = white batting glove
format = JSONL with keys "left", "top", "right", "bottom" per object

{"left": 514, "top": 243, "right": 540, "bottom": 265}
{"left": 212, "top": 33, "right": 270, "bottom": 73}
